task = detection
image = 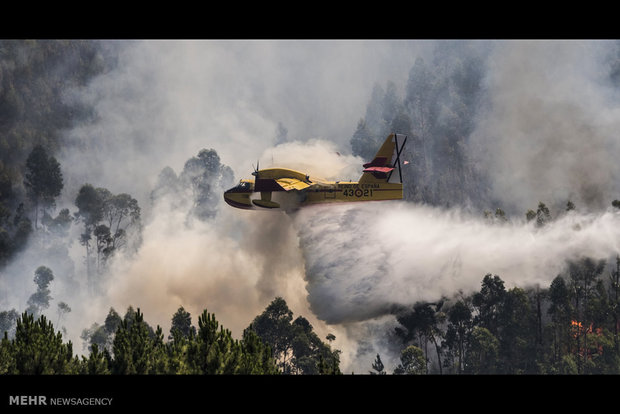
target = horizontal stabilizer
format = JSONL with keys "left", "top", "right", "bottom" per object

{"left": 362, "top": 166, "right": 394, "bottom": 174}
{"left": 363, "top": 165, "right": 394, "bottom": 179}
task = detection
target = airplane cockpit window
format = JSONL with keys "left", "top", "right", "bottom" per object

{"left": 225, "top": 181, "right": 253, "bottom": 194}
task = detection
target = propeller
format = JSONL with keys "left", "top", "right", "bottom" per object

{"left": 252, "top": 160, "right": 259, "bottom": 177}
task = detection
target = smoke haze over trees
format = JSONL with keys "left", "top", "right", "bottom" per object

{"left": 2, "top": 39, "right": 620, "bottom": 374}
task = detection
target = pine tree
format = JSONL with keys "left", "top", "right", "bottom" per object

{"left": 23, "top": 145, "right": 63, "bottom": 230}
{"left": 82, "top": 343, "right": 110, "bottom": 374}
{"left": 536, "top": 202, "right": 552, "bottom": 227}
{"left": 26, "top": 266, "right": 55, "bottom": 316}
{"left": 0, "top": 332, "right": 15, "bottom": 374}
{"left": 111, "top": 308, "right": 157, "bottom": 374}
{"left": 0, "top": 309, "right": 18, "bottom": 338}
{"left": 169, "top": 306, "right": 196, "bottom": 340}
{"left": 566, "top": 257, "right": 607, "bottom": 373}
{"left": 241, "top": 328, "right": 279, "bottom": 374}
{"left": 186, "top": 309, "right": 238, "bottom": 374}
{"left": 12, "top": 312, "right": 78, "bottom": 374}
{"left": 350, "top": 119, "right": 375, "bottom": 162}
{"left": 472, "top": 274, "right": 506, "bottom": 336}
{"left": 370, "top": 354, "right": 386, "bottom": 375}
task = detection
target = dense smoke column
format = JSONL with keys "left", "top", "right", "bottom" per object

{"left": 469, "top": 40, "right": 620, "bottom": 214}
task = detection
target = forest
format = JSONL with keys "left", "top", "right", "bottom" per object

{"left": 2, "top": 39, "right": 620, "bottom": 375}
{"left": 0, "top": 297, "right": 340, "bottom": 375}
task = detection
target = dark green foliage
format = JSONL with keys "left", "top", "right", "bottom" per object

{"left": 484, "top": 208, "right": 508, "bottom": 224}
{"left": 180, "top": 149, "right": 234, "bottom": 220}
{"left": 350, "top": 119, "right": 375, "bottom": 163}
{"left": 74, "top": 184, "right": 105, "bottom": 228}
{"left": 186, "top": 309, "right": 232, "bottom": 374}
{"left": 74, "top": 305, "right": 279, "bottom": 375}
{"left": 25, "top": 266, "right": 55, "bottom": 317}
{"left": 81, "top": 343, "right": 111, "bottom": 375}
{"left": 391, "top": 256, "right": 620, "bottom": 375}
{"left": 23, "top": 145, "right": 63, "bottom": 229}
{"left": 75, "top": 185, "right": 141, "bottom": 253}
{"left": 81, "top": 307, "right": 122, "bottom": 354}
{"left": 110, "top": 308, "right": 154, "bottom": 374}
{"left": 0, "top": 332, "right": 13, "bottom": 374}
{"left": 150, "top": 148, "right": 234, "bottom": 223}
{"left": 464, "top": 327, "right": 499, "bottom": 374}
{"left": 497, "top": 287, "right": 539, "bottom": 373}
{"left": 394, "top": 345, "right": 426, "bottom": 375}
{"left": 0, "top": 201, "right": 32, "bottom": 266}
{"left": 444, "top": 300, "right": 473, "bottom": 374}
{"left": 169, "top": 306, "right": 196, "bottom": 340}
{"left": 370, "top": 354, "right": 386, "bottom": 375}
{"left": 0, "top": 309, "right": 18, "bottom": 338}
{"left": 395, "top": 301, "right": 446, "bottom": 374}
{"left": 472, "top": 274, "right": 506, "bottom": 336}
{"left": 249, "top": 297, "right": 341, "bottom": 374}
{"left": 180, "top": 308, "right": 278, "bottom": 374}
{"left": 535, "top": 202, "right": 552, "bottom": 227}
{"left": 249, "top": 297, "right": 294, "bottom": 371}
{"left": 8, "top": 312, "right": 79, "bottom": 374}
{"left": 74, "top": 184, "right": 141, "bottom": 288}
{"left": 526, "top": 209, "right": 537, "bottom": 223}
{"left": 238, "top": 328, "right": 279, "bottom": 374}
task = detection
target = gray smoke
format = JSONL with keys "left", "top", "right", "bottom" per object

{"left": 469, "top": 40, "right": 620, "bottom": 213}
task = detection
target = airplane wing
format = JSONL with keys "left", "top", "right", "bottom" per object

{"left": 274, "top": 177, "right": 312, "bottom": 191}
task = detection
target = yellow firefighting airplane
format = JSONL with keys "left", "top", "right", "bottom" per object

{"left": 223, "top": 133, "right": 407, "bottom": 211}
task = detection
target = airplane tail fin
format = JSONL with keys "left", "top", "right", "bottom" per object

{"left": 359, "top": 133, "right": 407, "bottom": 184}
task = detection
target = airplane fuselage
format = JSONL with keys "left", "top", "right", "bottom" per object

{"left": 223, "top": 169, "right": 403, "bottom": 211}
{"left": 301, "top": 180, "right": 403, "bottom": 205}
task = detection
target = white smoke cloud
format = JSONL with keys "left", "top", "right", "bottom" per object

{"left": 296, "top": 202, "right": 620, "bottom": 324}
{"left": 259, "top": 139, "right": 363, "bottom": 181}
{"left": 293, "top": 202, "right": 620, "bottom": 371}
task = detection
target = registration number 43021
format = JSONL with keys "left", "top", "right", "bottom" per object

{"left": 342, "top": 188, "right": 373, "bottom": 197}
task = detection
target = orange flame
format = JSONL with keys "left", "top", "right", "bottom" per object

{"left": 570, "top": 320, "right": 604, "bottom": 358}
